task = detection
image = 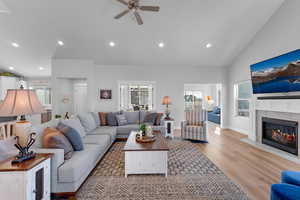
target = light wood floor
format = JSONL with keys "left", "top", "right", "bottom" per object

{"left": 175, "top": 123, "right": 300, "bottom": 200}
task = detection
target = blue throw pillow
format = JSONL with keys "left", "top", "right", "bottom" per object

{"left": 57, "top": 122, "right": 84, "bottom": 151}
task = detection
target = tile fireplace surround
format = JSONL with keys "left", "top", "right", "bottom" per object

{"left": 242, "top": 98, "right": 300, "bottom": 163}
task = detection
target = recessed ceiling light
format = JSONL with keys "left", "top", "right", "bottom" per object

{"left": 11, "top": 42, "right": 19, "bottom": 48}
{"left": 206, "top": 43, "right": 212, "bottom": 48}
{"left": 109, "top": 41, "right": 115, "bottom": 47}
{"left": 158, "top": 42, "right": 164, "bottom": 48}
{"left": 9, "top": 66, "right": 14, "bottom": 70}
{"left": 57, "top": 40, "right": 64, "bottom": 46}
{"left": 39, "top": 67, "right": 44, "bottom": 70}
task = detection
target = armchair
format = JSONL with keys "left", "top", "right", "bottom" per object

{"left": 271, "top": 171, "right": 300, "bottom": 200}
{"left": 181, "top": 107, "right": 207, "bottom": 142}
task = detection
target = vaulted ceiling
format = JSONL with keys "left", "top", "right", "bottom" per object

{"left": 0, "top": 0, "right": 284, "bottom": 77}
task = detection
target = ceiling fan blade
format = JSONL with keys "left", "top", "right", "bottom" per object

{"left": 139, "top": 6, "right": 160, "bottom": 12}
{"left": 116, "top": 0, "right": 128, "bottom": 6}
{"left": 134, "top": 11, "right": 143, "bottom": 25}
{"left": 114, "top": 9, "right": 130, "bottom": 19}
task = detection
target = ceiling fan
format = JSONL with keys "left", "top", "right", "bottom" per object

{"left": 114, "top": 0, "right": 160, "bottom": 25}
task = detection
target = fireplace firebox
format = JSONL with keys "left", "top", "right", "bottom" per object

{"left": 262, "top": 117, "right": 298, "bottom": 156}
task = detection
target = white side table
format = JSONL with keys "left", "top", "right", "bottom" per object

{"left": 164, "top": 120, "right": 175, "bottom": 139}
{"left": 0, "top": 154, "right": 52, "bottom": 200}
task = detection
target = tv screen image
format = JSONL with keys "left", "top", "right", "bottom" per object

{"left": 250, "top": 49, "right": 300, "bottom": 94}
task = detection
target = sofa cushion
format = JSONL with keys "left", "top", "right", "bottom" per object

{"left": 116, "top": 124, "right": 139, "bottom": 135}
{"left": 98, "top": 112, "right": 108, "bottom": 126}
{"left": 58, "top": 144, "right": 104, "bottom": 183}
{"left": 116, "top": 114, "right": 128, "bottom": 126}
{"left": 57, "top": 122, "right": 84, "bottom": 151}
{"left": 61, "top": 118, "right": 87, "bottom": 138}
{"left": 88, "top": 127, "right": 117, "bottom": 142}
{"left": 78, "top": 113, "right": 97, "bottom": 132}
{"left": 42, "top": 128, "right": 74, "bottom": 160}
{"left": 124, "top": 111, "right": 139, "bottom": 124}
{"left": 107, "top": 112, "right": 118, "bottom": 126}
{"left": 82, "top": 135, "right": 111, "bottom": 147}
{"left": 90, "top": 112, "right": 100, "bottom": 126}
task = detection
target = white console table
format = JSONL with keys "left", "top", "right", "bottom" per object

{"left": 0, "top": 154, "right": 52, "bottom": 200}
{"left": 164, "top": 120, "right": 175, "bottom": 139}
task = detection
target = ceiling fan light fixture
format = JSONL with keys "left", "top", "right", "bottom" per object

{"left": 114, "top": 0, "right": 160, "bottom": 25}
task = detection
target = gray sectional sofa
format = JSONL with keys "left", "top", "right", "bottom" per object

{"left": 31, "top": 111, "right": 165, "bottom": 195}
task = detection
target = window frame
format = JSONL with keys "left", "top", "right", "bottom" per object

{"left": 118, "top": 81, "right": 156, "bottom": 111}
{"left": 234, "top": 80, "right": 252, "bottom": 118}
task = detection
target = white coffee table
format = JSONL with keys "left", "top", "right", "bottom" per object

{"left": 123, "top": 131, "right": 169, "bottom": 177}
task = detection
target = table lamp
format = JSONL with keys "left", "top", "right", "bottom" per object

{"left": 162, "top": 96, "right": 172, "bottom": 120}
{"left": 0, "top": 87, "right": 44, "bottom": 163}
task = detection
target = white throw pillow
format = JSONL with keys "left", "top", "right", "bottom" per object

{"left": 61, "top": 117, "right": 87, "bottom": 138}
{"left": 77, "top": 113, "right": 98, "bottom": 133}
{"left": 90, "top": 112, "right": 100, "bottom": 126}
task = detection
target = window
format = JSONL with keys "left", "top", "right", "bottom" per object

{"left": 184, "top": 91, "right": 202, "bottom": 109}
{"left": 35, "top": 88, "right": 51, "bottom": 105}
{"left": 119, "top": 82, "right": 155, "bottom": 111}
{"left": 234, "top": 81, "right": 252, "bottom": 117}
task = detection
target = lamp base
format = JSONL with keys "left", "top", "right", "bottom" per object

{"left": 11, "top": 152, "right": 36, "bottom": 164}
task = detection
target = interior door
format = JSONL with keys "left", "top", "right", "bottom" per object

{"left": 73, "top": 83, "right": 88, "bottom": 114}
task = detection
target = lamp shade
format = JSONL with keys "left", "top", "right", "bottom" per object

{"left": 162, "top": 96, "right": 171, "bottom": 105}
{"left": 206, "top": 96, "right": 212, "bottom": 101}
{"left": 0, "top": 89, "right": 44, "bottom": 116}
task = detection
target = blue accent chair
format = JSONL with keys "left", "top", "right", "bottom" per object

{"left": 271, "top": 171, "right": 300, "bottom": 200}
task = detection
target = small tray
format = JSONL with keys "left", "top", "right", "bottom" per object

{"left": 136, "top": 135, "right": 156, "bottom": 143}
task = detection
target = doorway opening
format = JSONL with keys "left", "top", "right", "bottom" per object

{"left": 184, "top": 84, "right": 222, "bottom": 133}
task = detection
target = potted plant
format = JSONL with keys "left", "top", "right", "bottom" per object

{"left": 139, "top": 123, "right": 147, "bottom": 136}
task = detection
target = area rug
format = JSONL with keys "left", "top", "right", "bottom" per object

{"left": 76, "top": 140, "right": 249, "bottom": 200}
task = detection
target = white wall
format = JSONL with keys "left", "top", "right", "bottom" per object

{"left": 94, "top": 65, "right": 226, "bottom": 127}
{"left": 226, "top": 0, "right": 300, "bottom": 135}
{"left": 52, "top": 59, "right": 95, "bottom": 116}
{"left": 51, "top": 60, "right": 227, "bottom": 127}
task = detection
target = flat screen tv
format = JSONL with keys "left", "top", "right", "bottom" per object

{"left": 250, "top": 49, "right": 300, "bottom": 94}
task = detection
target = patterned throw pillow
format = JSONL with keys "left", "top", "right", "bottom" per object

{"left": 57, "top": 123, "right": 84, "bottom": 151}
{"left": 155, "top": 113, "right": 164, "bottom": 125}
{"left": 42, "top": 127, "right": 74, "bottom": 160}
{"left": 98, "top": 112, "right": 108, "bottom": 126}
{"left": 116, "top": 114, "right": 128, "bottom": 126}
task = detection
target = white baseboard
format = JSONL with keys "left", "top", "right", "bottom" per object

{"left": 227, "top": 126, "right": 249, "bottom": 136}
